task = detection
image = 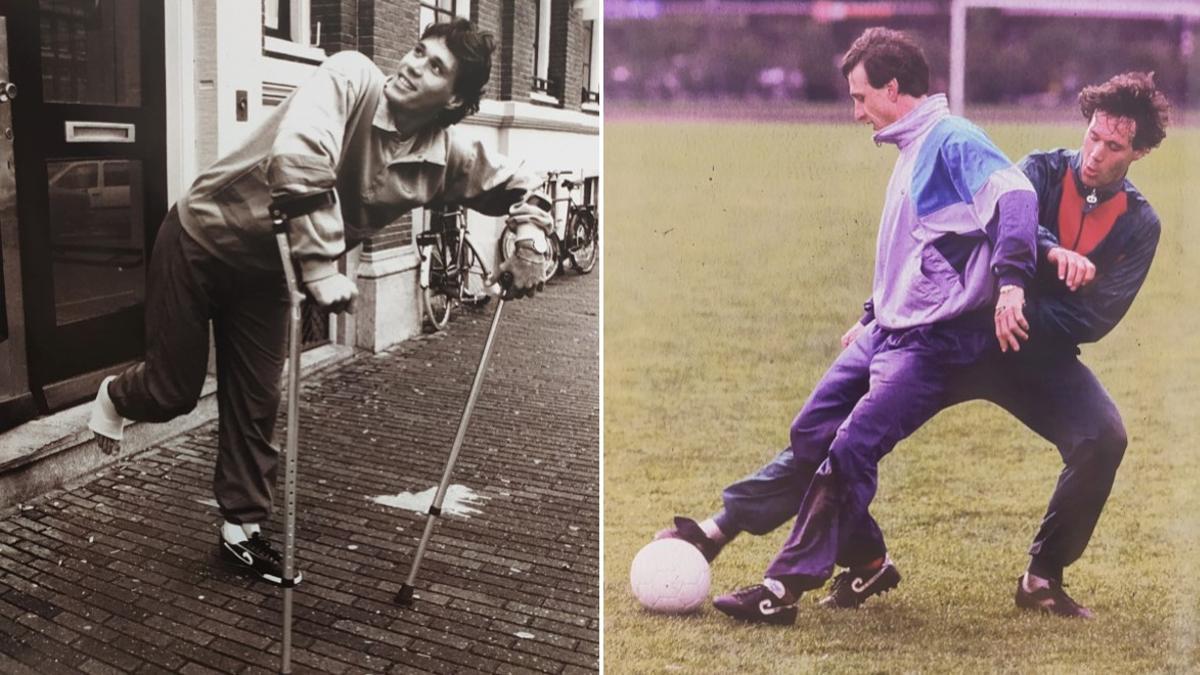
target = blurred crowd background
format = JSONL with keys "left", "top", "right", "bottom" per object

{"left": 605, "top": 0, "right": 1199, "bottom": 112}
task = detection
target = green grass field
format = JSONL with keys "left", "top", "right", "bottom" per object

{"left": 603, "top": 120, "right": 1200, "bottom": 673}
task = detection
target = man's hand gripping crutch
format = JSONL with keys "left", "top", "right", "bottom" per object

{"left": 487, "top": 191, "right": 555, "bottom": 299}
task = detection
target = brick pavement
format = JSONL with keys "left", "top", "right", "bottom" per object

{"left": 0, "top": 269, "right": 599, "bottom": 674}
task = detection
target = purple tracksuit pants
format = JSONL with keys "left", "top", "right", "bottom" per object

{"left": 723, "top": 316, "right": 1125, "bottom": 587}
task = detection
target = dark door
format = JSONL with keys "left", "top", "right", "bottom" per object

{"left": 0, "top": 7, "right": 37, "bottom": 431}
{"left": 8, "top": 0, "right": 165, "bottom": 411}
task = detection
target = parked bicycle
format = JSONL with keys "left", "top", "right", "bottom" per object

{"left": 416, "top": 204, "right": 490, "bottom": 330}
{"left": 501, "top": 170, "right": 599, "bottom": 279}
{"left": 559, "top": 173, "right": 599, "bottom": 274}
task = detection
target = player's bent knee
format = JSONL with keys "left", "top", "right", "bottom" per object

{"left": 150, "top": 397, "right": 199, "bottom": 422}
{"left": 1064, "top": 417, "right": 1127, "bottom": 470}
{"left": 1096, "top": 417, "right": 1128, "bottom": 466}
{"left": 789, "top": 424, "right": 832, "bottom": 466}
{"left": 825, "top": 443, "right": 871, "bottom": 480}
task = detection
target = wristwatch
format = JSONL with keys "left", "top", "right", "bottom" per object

{"left": 515, "top": 237, "right": 548, "bottom": 254}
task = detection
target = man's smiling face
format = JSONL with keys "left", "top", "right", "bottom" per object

{"left": 385, "top": 36, "right": 463, "bottom": 120}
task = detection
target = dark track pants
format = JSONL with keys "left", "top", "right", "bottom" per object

{"left": 943, "top": 351, "right": 1126, "bottom": 579}
{"left": 722, "top": 334, "right": 1125, "bottom": 585}
{"left": 108, "top": 208, "right": 290, "bottom": 525}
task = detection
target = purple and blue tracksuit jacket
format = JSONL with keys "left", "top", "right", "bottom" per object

{"left": 863, "top": 94, "right": 1037, "bottom": 329}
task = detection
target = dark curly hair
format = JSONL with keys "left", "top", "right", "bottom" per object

{"left": 840, "top": 27, "right": 930, "bottom": 97}
{"left": 1079, "top": 72, "right": 1170, "bottom": 151}
{"left": 422, "top": 19, "right": 495, "bottom": 128}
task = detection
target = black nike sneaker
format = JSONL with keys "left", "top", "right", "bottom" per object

{"left": 653, "top": 516, "right": 724, "bottom": 562}
{"left": 712, "top": 579, "right": 799, "bottom": 625}
{"left": 1014, "top": 575, "right": 1094, "bottom": 619}
{"left": 220, "top": 532, "right": 302, "bottom": 587}
{"left": 818, "top": 557, "right": 901, "bottom": 608}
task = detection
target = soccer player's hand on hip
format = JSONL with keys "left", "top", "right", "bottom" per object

{"left": 994, "top": 284, "right": 1029, "bottom": 352}
{"left": 488, "top": 244, "right": 546, "bottom": 300}
{"left": 305, "top": 273, "right": 358, "bottom": 314}
{"left": 1047, "top": 247, "right": 1097, "bottom": 292}
{"left": 840, "top": 321, "right": 867, "bottom": 349}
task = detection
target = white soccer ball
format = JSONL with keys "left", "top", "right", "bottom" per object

{"left": 629, "top": 538, "right": 711, "bottom": 614}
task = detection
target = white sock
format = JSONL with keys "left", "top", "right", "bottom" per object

{"left": 221, "top": 521, "right": 247, "bottom": 544}
{"left": 1023, "top": 571, "right": 1051, "bottom": 591}
{"left": 88, "top": 375, "right": 130, "bottom": 440}
{"left": 698, "top": 518, "right": 728, "bottom": 544}
{"left": 762, "top": 577, "right": 788, "bottom": 600}
{"left": 241, "top": 522, "right": 261, "bottom": 538}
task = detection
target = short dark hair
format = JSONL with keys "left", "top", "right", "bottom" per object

{"left": 421, "top": 19, "right": 495, "bottom": 128}
{"left": 1078, "top": 72, "right": 1169, "bottom": 151}
{"left": 840, "top": 27, "right": 930, "bottom": 97}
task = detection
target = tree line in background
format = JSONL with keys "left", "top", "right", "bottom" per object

{"left": 606, "top": 10, "right": 1198, "bottom": 108}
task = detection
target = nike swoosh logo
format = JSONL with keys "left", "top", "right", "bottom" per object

{"left": 224, "top": 542, "right": 255, "bottom": 566}
{"left": 851, "top": 565, "right": 889, "bottom": 594}
{"left": 758, "top": 599, "right": 787, "bottom": 615}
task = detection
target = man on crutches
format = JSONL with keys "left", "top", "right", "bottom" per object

{"left": 85, "top": 19, "right": 552, "bottom": 586}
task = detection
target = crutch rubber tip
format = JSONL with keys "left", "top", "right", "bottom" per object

{"left": 395, "top": 584, "right": 416, "bottom": 607}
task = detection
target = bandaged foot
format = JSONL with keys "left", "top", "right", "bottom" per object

{"left": 88, "top": 375, "right": 129, "bottom": 455}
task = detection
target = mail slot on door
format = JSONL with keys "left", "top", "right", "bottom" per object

{"left": 65, "top": 121, "right": 136, "bottom": 143}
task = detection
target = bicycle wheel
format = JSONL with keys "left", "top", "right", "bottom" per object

{"left": 422, "top": 241, "right": 453, "bottom": 330}
{"left": 500, "top": 229, "right": 559, "bottom": 283}
{"left": 547, "top": 233, "right": 562, "bottom": 279}
{"left": 456, "top": 236, "right": 492, "bottom": 306}
{"left": 567, "top": 210, "right": 598, "bottom": 274}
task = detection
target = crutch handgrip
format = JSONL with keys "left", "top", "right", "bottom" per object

{"left": 485, "top": 270, "right": 516, "bottom": 299}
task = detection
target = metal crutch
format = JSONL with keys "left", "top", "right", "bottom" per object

{"left": 394, "top": 191, "right": 548, "bottom": 608}
{"left": 395, "top": 269, "right": 514, "bottom": 608}
{"left": 270, "top": 189, "right": 337, "bottom": 674}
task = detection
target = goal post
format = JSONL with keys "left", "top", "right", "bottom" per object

{"left": 949, "top": 0, "right": 1200, "bottom": 115}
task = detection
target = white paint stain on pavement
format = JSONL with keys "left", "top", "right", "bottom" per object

{"left": 371, "top": 485, "right": 489, "bottom": 517}
{"left": 515, "top": 632, "right": 535, "bottom": 639}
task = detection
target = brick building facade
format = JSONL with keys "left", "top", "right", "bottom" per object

{"left": 201, "top": 0, "right": 600, "bottom": 351}
{"left": 0, "top": 0, "right": 598, "bottom": 435}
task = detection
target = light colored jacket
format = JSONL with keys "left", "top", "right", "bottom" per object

{"left": 869, "top": 94, "right": 1037, "bottom": 330}
{"left": 178, "top": 51, "right": 541, "bottom": 282}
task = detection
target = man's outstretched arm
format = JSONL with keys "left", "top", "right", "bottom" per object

{"left": 440, "top": 133, "right": 554, "bottom": 297}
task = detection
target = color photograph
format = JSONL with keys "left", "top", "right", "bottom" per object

{"left": 604, "top": 1, "right": 1199, "bottom": 672}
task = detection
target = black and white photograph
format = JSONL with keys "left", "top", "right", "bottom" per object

{"left": 0, "top": 1, "right": 598, "bottom": 672}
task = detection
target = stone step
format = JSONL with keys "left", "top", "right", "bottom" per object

{"left": 0, "top": 344, "right": 352, "bottom": 511}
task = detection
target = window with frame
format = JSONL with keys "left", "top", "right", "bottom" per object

{"left": 532, "top": 0, "right": 552, "bottom": 96}
{"left": 263, "top": 0, "right": 291, "bottom": 40}
{"left": 420, "top": 0, "right": 470, "bottom": 34}
{"left": 263, "top": 0, "right": 327, "bottom": 61}
{"left": 581, "top": 19, "right": 599, "bottom": 104}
